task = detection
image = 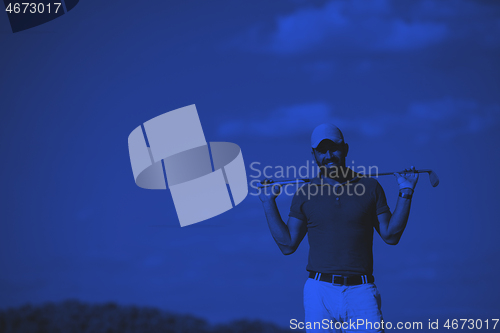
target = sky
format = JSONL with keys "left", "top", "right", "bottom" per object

{"left": 1, "top": 0, "right": 499, "bottom": 329}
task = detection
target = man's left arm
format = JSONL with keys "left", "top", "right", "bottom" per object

{"left": 375, "top": 166, "right": 419, "bottom": 245}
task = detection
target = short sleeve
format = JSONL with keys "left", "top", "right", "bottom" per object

{"left": 375, "top": 182, "right": 391, "bottom": 215}
{"left": 289, "top": 187, "right": 307, "bottom": 221}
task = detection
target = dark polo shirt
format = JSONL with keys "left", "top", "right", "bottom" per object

{"left": 289, "top": 175, "right": 390, "bottom": 276}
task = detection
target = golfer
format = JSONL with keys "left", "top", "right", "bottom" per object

{"left": 260, "top": 123, "right": 418, "bottom": 332}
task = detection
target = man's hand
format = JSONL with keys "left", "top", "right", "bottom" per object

{"left": 394, "top": 165, "right": 419, "bottom": 190}
{"left": 259, "top": 179, "right": 282, "bottom": 202}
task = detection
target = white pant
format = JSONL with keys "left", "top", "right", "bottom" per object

{"left": 303, "top": 278, "right": 384, "bottom": 332}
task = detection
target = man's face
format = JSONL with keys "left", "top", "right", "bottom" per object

{"left": 312, "top": 139, "right": 347, "bottom": 172}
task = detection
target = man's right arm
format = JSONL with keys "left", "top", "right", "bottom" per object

{"left": 260, "top": 185, "right": 308, "bottom": 255}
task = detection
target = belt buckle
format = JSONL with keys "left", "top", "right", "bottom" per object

{"left": 332, "top": 275, "right": 347, "bottom": 286}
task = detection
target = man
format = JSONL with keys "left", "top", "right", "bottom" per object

{"left": 259, "top": 123, "right": 418, "bottom": 333}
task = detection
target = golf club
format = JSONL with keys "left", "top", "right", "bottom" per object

{"left": 257, "top": 169, "right": 440, "bottom": 188}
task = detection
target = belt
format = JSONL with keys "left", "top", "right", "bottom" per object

{"left": 308, "top": 271, "right": 374, "bottom": 285}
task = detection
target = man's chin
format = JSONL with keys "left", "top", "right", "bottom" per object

{"left": 321, "top": 164, "right": 341, "bottom": 175}
{"left": 325, "top": 162, "right": 341, "bottom": 169}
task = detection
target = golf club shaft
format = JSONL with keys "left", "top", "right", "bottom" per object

{"left": 364, "top": 169, "right": 433, "bottom": 177}
{"left": 258, "top": 169, "right": 435, "bottom": 187}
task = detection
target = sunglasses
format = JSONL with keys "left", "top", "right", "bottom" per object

{"left": 315, "top": 142, "right": 345, "bottom": 154}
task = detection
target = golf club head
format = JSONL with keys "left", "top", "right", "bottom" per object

{"left": 427, "top": 170, "right": 440, "bottom": 187}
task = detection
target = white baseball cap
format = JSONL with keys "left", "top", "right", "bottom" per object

{"left": 311, "top": 123, "right": 344, "bottom": 148}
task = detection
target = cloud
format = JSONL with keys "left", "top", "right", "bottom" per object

{"left": 218, "top": 98, "right": 500, "bottom": 144}
{"left": 218, "top": 102, "right": 333, "bottom": 138}
{"left": 238, "top": 0, "right": 448, "bottom": 55}
{"left": 411, "top": 0, "right": 500, "bottom": 48}
{"left": 407, "top": 98, "right": 500, "bottom": 143}
{"left": 236, "top": 0, "right": 500, "bottom": 55}
{"left": 377, "top": 19, "right": 447, "bottom": 51}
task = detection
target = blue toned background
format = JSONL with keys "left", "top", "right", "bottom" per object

{"left": 1, "top": 0, "right": 499, "bottom": 329}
